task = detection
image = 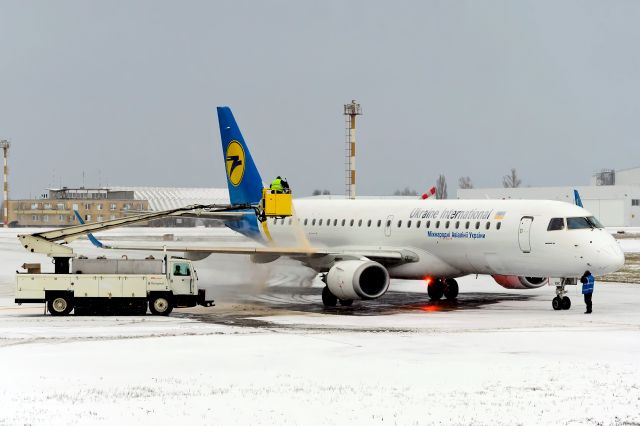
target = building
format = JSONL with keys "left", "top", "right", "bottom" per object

{"left": 457, "top": 167, "right": 640, "bottom": 227}
{"left": 8, "top": 188, "right": 149, "bottom": 227}
{"left": 6, "top": 186, "right": 229, "bottom": 227}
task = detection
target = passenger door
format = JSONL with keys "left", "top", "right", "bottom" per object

{"left": 384, "top": 215, "right": 394, "bottom": 237}
{"left": 169, "top": 261, "right": 194, "bottom": 295}
{"left": 518, "top": 216, "right": 533, "bottom": 253}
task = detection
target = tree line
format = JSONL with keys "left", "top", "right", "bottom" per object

{"left": 311, "top": 168, "right": 523, "bottom": 198}
{"left": 392, "top": 168, "right": 523, "bottom": 199}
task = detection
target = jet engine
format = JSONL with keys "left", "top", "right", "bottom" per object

{"left": 326, "top": 260, "right": 390, "bottom": 300}
{"left": 183, "top": 252, "right": 211, "bottom": 261}
{"left": 492, "top": 275, "right": 548, "bottom": 289}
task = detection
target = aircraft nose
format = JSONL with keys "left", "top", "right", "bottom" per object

{"left": 609, "top": 243, "right": 625, "bottom": 272}
{"left": 595, "top": 242, "right": 625, "bottom": 274}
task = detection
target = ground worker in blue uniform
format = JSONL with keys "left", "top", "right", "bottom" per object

{"left": 581, "top": 270, "right": 595, "bottom": 314}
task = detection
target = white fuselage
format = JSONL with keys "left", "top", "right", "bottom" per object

{"left": 259, "top": 198, "right": 624, "bottom": 279}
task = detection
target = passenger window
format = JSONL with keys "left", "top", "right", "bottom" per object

{"left": 465, "top": 221, "right": 470, "bottom": 229}
{"left": 416, "top": 220, "right": 421, "bottom": 228}
{"left": 333, "top": 219, "right": 338, "bottom": 226}
{"left": 288, "top": 218, "right": 292, "bottom": 225}
{"left": 357, "top": 219, "right": 362, "bottom": 227}
{"left": 327, "top": 219, "right": 331, "bottom": 226}
{"left": 445, "top": 221, "right": 450, "bottom": 229}
{"left": 377, "top": 220, "right": 382, "bottom": 227}
{"left": 318, "top": 219, "right": 323, "bottom": 226}
{"left": 486, "top": 222, "right": 490, "bottom": 230}
{"left": 386, "top": 220, "right": 391, "bottom": 227}
{"left": 497, "top": 222, "right": 502, "bottom": 230}
{"left": 407, "top": 220, "right": 412, "bottom": 228}
{"left": 547, "top": 218, "right": 564, "bottom": 231}
{"left": 435, "top": 221, "right": 440, "bottom": 228}
{"left": 304, "top": 218, "right": 308, "bottom": 226}
{"left": 426, "top": 220, "right": 430, "bottom": 228}
{"left": 367, "top": 219, "right": 372, "bottom": 227}
{"left": 397, "top": 220, "right": 402, "bottom": 227}
{"left": 475, "top": 222, "right": 480, "bottom": 229}
{"left": 567, "top": 217, "right": 592, "bottom": 230}
{"left": 350, "top": 219, "right": 355, "bottom": 226}
{"left": 455, "top": 221, "right": 460, "bottom": 229}
{"left": 341, "top": 219, "right": 346, "bottom": 226}
{"left": 172, "top": 262, "right": 191, "bottom": 277}
{"left": 312, "top": 219, "right": 316, "bottom": 226}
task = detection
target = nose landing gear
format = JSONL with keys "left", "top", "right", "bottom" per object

{"left": 552, "top": 278, "right": 576, "bottom": 310}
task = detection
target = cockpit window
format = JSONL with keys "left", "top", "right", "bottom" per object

{"left": 567, "top": 217, "right": 592, "bottom": 230}
{"left": 586, "top": 216, "right": 604, "bottom": 229}
{"left": 547, "top": 218, "right": 565, "bottom": 231}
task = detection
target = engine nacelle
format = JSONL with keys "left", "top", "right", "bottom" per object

{"left": 493, "top": 275, "right": 548, "bottom": 289}
{"left": 326, "top": 260, "right": 390, "bottom": 300}
{"left": 183, "top": 252, "right": 211, "bottom": 261}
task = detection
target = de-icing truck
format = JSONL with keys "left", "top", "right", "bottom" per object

{"left": 16, "top": 256, "right": 214, "bottom": 316}
{"left": 13, "top": 194, "right": 293, "bottom": 316}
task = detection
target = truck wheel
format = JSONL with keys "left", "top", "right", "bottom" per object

{"left": 48, "top": 295, "right": 73, "bottom": 316}
{"left": 149, "top": 296, "right": 173, "bottom": 316}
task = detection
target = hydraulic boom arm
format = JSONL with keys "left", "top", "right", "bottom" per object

{"left": 18, "top": 203, "right": 252, "bottom": 256}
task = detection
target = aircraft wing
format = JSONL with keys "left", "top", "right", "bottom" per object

{"left": 92, "top": 241, "right": 419, "bottom": 267}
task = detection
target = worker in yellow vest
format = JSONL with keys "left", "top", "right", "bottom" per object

{"left": 270, "top": 176, "right": 284, "bottom": 193}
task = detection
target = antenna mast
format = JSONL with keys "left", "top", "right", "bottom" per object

{"left": 343, "top": 100, "right": 362, "bottom": 199}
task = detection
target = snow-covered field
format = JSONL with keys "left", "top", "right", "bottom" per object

{"left": 1, "top": 228, "right": 639, "bottom": 425}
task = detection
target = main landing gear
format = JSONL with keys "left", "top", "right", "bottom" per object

{"left": 321, "top": 286, "right": 353, "bottom": 307}
{"left": 428, "top": 278, "right": 459, "bottom": 301}
{"left": 552, "top": 278, "right": 576, "bottom": 311}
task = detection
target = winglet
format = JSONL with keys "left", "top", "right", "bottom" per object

{"left": 573, "top": 189, "right": 583, "bottom": 208}
{"left": 73, "top": 210, "right": 104, "bottom": 248}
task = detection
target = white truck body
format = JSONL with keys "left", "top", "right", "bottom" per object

{"left": 15, "top": 257, "right": 213, "bottom": 316}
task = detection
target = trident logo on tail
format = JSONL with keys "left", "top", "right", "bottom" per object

{"left": 225, "top": 140, "right": 245, "bottom": 186}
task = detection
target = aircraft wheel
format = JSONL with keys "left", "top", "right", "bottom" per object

{"left": 444, "top": 279, "right": 459, "bottom": 300}
{"left": 428, "top": 280, "right": 444, "bottom": 301}
{"left": 552, "top": 297, "right": 562, "bottom": 311}
{"left": 561, "top": 296, "right": 571, "bottom": 310}
{"left": 322, "top": 286, "right": 337, "bottom": 307}
{"left": 48, "top": 295, "right": 73, "bottom": 316}
{"left": 339, "top": 299, "right": 354, "bottom": 307}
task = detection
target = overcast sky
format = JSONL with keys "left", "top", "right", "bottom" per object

{"left": 1, "top": 1, "right": 639, "bottom": 198}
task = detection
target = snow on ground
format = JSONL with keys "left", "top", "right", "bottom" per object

{"left": 1, "top": 228, "right": 639, "bottom": 425}
{"left": 618, "top": 238, "right": 640, "bottom": 253}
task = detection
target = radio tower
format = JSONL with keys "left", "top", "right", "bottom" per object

{"left": 344, "top": 100, "right": 362, "bottom": 199}
{"left": 1, "top": 140, "right": 9, "bottom": 227}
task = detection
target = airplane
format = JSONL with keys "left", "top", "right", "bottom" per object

{"left": 213, "top": 107, "right": 625, "bottom": 311}
{"left": 72, "top": 107, "right": 625, "bottom": 311}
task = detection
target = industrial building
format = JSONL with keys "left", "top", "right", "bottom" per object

{"left": 457, "top": 167, "right": 640, "bottom": 227}
{"left": 6, "top": 187, "right": 228, "bottom": 227}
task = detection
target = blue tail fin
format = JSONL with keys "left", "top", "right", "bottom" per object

{"left": 217, "top": 107, "right": 263, "bottom": 205}
{"left": 573, "top": 189, "right": 583, "bottom": 207}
